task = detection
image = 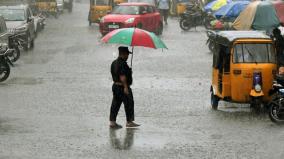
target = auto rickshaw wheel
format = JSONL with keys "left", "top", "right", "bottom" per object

{"left": 250, "top": 97, "right": 262, "bottom": 113}
{"left": 211, "top": 91, "right": 219, "bottom": 110}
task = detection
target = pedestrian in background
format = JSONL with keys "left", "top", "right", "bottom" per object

{"left": 272, "top": 28, "right": 284, "bottom": 66}
{"left": 109, "top": 46, "right": 140, "bottom": 129}
{"left": 157, "top": 0, "right": 170, "bottom": 25}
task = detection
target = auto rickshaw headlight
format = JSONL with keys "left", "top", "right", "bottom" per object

{"left": 255, "top": 84, "right": 262, "bottom": 92}
{"left": 125, "top": 18, "right": 135, "bottom": 24}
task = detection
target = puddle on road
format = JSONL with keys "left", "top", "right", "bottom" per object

{"left": 6, "top": 77, "right": 43, "bottom": 85}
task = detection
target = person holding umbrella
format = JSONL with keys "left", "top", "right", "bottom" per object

{"left": 102, "top": 28, "right": 168, "bottom": 128}
{"left": 109, "top": 46, "right": 140, "bottom": 129}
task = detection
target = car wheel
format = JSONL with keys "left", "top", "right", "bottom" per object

{"left": 24, "top": 34, "right": 34, "bottom": 51}
{"left": 23, "top": 35, "right": 31, "bottom": 51}
{"left": 34, "top": 30, "right": 38, "bottom": 38}
{"left": 155, "top": 22, "right": 163, "bottom": 35}
{"left": 137, "top": 23, "right": 143, "bottom": 29}
{"left": 30, "top": 39, "right": 34, "bottom": 49}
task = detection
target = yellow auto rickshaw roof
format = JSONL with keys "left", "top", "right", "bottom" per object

{"left": 215, "top": 31, "right": 272, "bottom": 46}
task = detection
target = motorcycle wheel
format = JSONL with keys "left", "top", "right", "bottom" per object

{"left": 0, "top": 62, "right": 10, "bottom": 82}
{"left": 179, "top": 18, "right": 191, "bottom": 31}
{"left": 269, "top": 102, "right": 284, "bottom": 123}
{"left": 8, "top": 47, "right": 20, "bottom": 62}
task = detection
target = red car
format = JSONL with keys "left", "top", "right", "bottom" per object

{"left": 99, "top": 3, "right": 163, "bottom": 36}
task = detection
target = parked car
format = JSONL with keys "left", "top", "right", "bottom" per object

{"left": 99, "top": 3, "right": 163, "bottom": 36}
{"left": 0, "top": 4, "right": 36, "bottom": 50}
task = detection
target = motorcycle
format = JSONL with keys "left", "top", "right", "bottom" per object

{"left": 268, "top": 75, "right": 284, "bottom": 123}
{"left": 206, "top": 30, "right": 217, "bottom": 53}
{"left": 179, "top": 5, "right": 214, "bottom": 31}
{"left": 0, "top": 44, "right": 14, "bottom": 82}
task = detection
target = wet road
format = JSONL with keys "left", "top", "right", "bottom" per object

{"left": 1, "top": 1, "right": 284, "bottom": 159}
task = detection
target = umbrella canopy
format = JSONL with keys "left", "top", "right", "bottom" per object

{"left": 204, "top": 0, "right": 231, "bottom": 12}
{"left": 273, "top": 1, "right": 284, "bottom": 25}
{"left": 101, "top": 28, "right": 167, "bottom": 49}
{"left": 214, "top": 1, "right": 250, "bottom": 20}
{"left": 233, "top": 1, "right": 280, "bottom": 30}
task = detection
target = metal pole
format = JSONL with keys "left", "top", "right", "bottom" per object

{"left": 131, "top": 47, "right": 134, "bottom": 68}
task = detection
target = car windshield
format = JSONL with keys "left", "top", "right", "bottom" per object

{"left": 233, "top": 43, "right": 276, "bottom": 63}
{"left": 112, "top": 5, "right": 140, "bottom": 15}
{"left": 0, "top": 9, "right": 25, "bottom": 21}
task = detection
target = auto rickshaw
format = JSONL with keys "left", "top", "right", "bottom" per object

{"left": 89, "top": 0, "right": 124, "bottom": 25}
{"left": 210, "top": 31, "right": 277, "bottom": 110}
{"left": 35, "top": 0, "right": 58, "bottom": 18}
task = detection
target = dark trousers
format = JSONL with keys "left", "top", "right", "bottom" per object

{"left": 110, "top": 84, "right": 134, "bottom": 122}
{"left": 159, "top": 9, "right": 169, "bottom": 23}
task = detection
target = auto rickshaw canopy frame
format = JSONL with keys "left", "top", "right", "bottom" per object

{"left": 213, "top": 31, "right": 272, "bottom": 48}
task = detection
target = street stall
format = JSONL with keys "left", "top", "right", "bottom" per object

{"left": 233, "top": 1, "right": 282, "bottom": 31}
{"left": 214, "top": 0, "right": 250, "bottom": 21}
{"left": 207, "top": 0, "right": 249, "bottom": 30}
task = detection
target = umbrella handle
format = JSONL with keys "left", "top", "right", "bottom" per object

{"left": 131, "top": 47, "right": 134, "bottom": 68}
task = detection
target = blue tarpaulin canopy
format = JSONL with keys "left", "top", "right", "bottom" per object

{"left": 214, "top": 1, "right": 250, "bottom": 20}
{"left": 204, "top": 0, "right": 232, "bottom": 12}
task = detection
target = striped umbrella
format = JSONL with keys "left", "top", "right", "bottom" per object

{"left": 101, "top": 28, "right": 168, "bottom": 67}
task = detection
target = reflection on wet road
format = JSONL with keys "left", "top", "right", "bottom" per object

{"left": 0, "top": 0, "right": 284, "bottom": 158}
{"left": 109, "top": 128, "right": 136, "bottom": 150}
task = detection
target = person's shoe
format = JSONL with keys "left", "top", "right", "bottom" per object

{"left": 126, "top": 122, "right": 140, "bottom": 128}
{"left": 109, "top": 123, "right": 123, "bottom": 129}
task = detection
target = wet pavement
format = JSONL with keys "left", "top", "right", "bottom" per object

{"left": 0, "top": 1, "right": 284, "bottom": 159}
